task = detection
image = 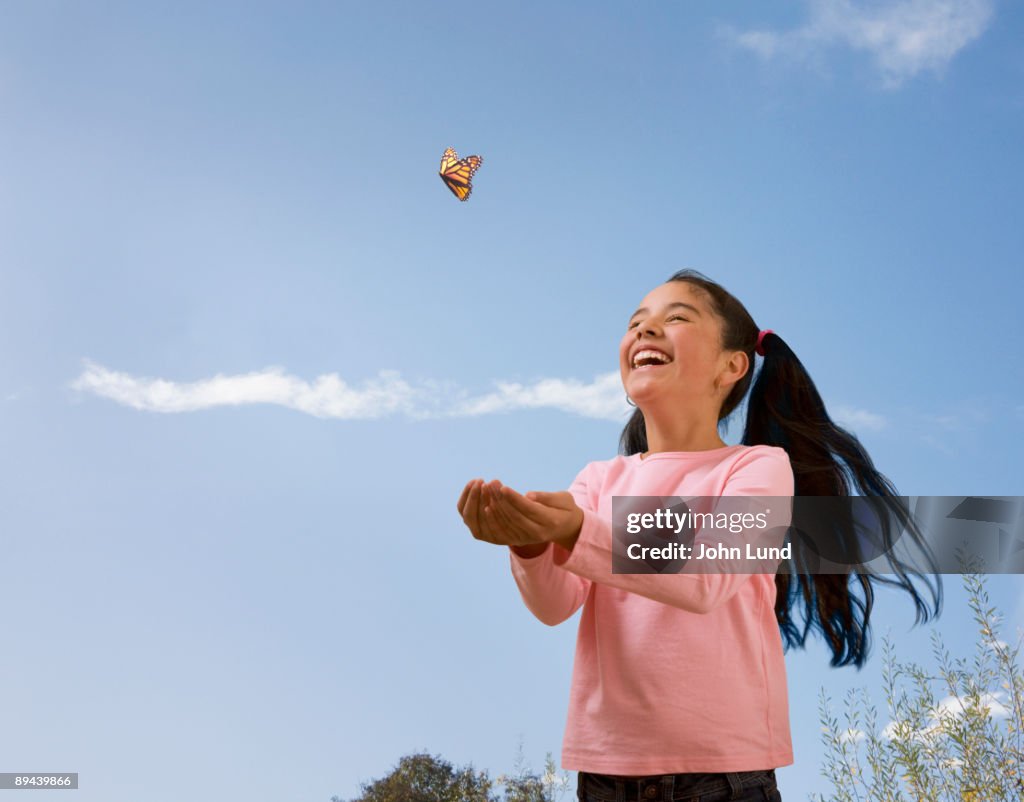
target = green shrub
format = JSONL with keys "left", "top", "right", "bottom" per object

{"left": 813, "top": 570, "right": 1024, "bottom": 802}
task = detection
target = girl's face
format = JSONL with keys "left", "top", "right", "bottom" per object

{"left": 619, "top": 281, "right": 739, "bottom": 409}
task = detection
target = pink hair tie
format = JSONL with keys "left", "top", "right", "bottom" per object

{"left": 755, "top": 329, "right": 774, "bottom": 357}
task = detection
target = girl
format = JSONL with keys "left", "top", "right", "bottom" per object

{"left": 457, "top": 269, "right": 942, "bottom": 802}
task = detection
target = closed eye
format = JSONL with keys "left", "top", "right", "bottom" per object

{"left": 628, "top": 315, "right": 687, "bottom": 330}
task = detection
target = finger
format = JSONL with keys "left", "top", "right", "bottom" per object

{"left": 478, "top": 482, "right": 514, "bottom": 545}
{"left": 479, "top": 482, "right": 531, "bottom": 546}
{"left": 460, "top": 479, "right": 478, "bottom": 527}
{"left": 460, "top": 478, "right": 487, "bottom": 515}
{"left": 464, "top": 480, "right": 490, "bottom": 539}
{"left": 483, "top": 482, "right": 517, "bottom": 534}
{"left": 525, "top": 490, "right": 574, "bottom": 510}
{"left": 483, "top": 479, "right": 505, "bottom": 507}
{"left": 456, "top": 479, "right": 476, "bottom": 516}
{"left": 488, "top": 487, "right": 538, "bottom": 545}
{"left": 482, "top": 480, "right": 506, "bottom": 512}
{"left": 498, "top": 485, "right": 551, "bottom": 526}
{"left": 493, "top": 484, "right": 553, "bottom": 542}
{"left": 505, "top": 488, "right": 583, "bottom": 545}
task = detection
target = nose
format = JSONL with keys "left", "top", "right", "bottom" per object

{"left": 635, "top": 318, "right": 661, "bottom": 339}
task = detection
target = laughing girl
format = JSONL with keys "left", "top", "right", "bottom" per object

{"left": 457, "top": 269, "right": 942, "bottom": 802}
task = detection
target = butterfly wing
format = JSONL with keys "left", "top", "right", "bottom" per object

{"left": 444, "top": 179, "right": 473, "bottom": 202}
{"left": 439, "top": 147, "right": 461, "bottom": 174}
{"left": 439, "top": 147, "right": 483, "bottom": 201}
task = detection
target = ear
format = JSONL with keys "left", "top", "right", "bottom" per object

{"left": 716, "top": 350, "right": 749, "bottom": 391}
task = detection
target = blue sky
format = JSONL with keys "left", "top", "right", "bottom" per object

{"left": 1, "top": 1, "right": 1022, "bottom": 800}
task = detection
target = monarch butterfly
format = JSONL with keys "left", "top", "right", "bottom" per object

{"left": 439, "top": 147, "right": 483, "bottom": 201}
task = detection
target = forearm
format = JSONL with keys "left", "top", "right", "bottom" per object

{"left": 509, "top": 545, "right": 590, "bottom": 626}
{"left": 551, "top": 507, "right": 786, "bottom": 614}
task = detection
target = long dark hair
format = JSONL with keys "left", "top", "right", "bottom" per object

{"left": 619, "top": 269, "right": 943, "bottom": 669}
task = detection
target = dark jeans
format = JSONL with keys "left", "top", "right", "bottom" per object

{"left": 576, "top": 769, "right": 782, "bottom": 802}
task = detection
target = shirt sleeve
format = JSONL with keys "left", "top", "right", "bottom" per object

{"left": 550, "top": 446, "right": 794, "bottom": 614}
{"left": 507, "top": 465, "right": 596, "bottom": 627}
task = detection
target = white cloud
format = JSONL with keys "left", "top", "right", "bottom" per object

{"left": 933, "top": 691, "right": 1011, "bottom": 720}
{"left": 839, "top": 727, "right": 866, "bottom": 744}
{"left": 881, "top": 719, "right": 913, "bottom": 741}
{"left": 985, "top": 638, "right": 1013, "bottom": 657}
{"left": 831, "top": 404, "right": 888, "bottom": 431}
{"left": 69, "top": 360, "right": 633, "bottom": 422}
{"left": 450, "top": 372, "right": 629, "bottom": 421}
{"left": 721, "top": 0, "right": 995, "bottom": 88}
{"left": 883, "top": 690, "right": 1012, "bottom": 743}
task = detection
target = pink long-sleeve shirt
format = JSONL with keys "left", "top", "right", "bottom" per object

{"left": 509, "top": 444, "right": 795, "bottom": 775}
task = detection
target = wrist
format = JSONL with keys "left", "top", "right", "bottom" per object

{"left": 510, "top": 542, "right": 549, "bottom": 559}
{"left": 552, "top": 510, "right": 584, "bottom": 552}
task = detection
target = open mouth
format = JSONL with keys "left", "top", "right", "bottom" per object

{"left": 632, "top": 349, "right": 673, "bottom": 369}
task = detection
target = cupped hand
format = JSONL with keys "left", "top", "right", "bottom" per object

{"left": 456, "top": 478, "right": 584, "bottom": 551}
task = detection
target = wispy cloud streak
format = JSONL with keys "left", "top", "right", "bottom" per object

{"left": 721, "top": 0, "right": 994, "bottom": 88}
{"left": 69, "top": 360, "right": 633, "bottom": 422}
{"left": 450, "top": 373, "right": 628, "bottom": 420}
{"left": 831, "top": 404, "right": 887, "bottom": 431}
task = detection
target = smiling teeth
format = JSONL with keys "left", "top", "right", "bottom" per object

{"left": 633, "top": 350, "right": 672, "bottom": 368}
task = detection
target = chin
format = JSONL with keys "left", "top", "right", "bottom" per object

{"left": 625, "top": 389, "right": 658, "bottom": 407}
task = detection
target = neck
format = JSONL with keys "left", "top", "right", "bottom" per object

{"left": 641, "top": 410, "right": 727, "bottom": 454}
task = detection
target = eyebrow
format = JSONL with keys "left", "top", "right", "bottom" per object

{"left": 629, "top": 301, "right": 703, "bottom": 322}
